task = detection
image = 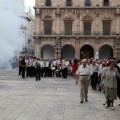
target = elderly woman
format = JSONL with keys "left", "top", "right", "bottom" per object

{"left": 101, "top": 59, "right": 120, "bottom": 110}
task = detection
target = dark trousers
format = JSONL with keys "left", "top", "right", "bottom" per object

{"left": 35, "top": 68, "right": 41, "bottom": 81}
{"left": 56, "top": 70, "right": 61, "bottom": 77}
{"left": 41, "top": 68, "right": 44, "bottom": 77}
{"left": 91, "top": 72, "right": 98, "bottom": 90}
{"left": 44, "top": 67, "right": 48, "bottom": 77}
{"left": 19, "top": 66, "right": 22, "bottom": 75}
{"left": 21, "top": 67, "right": 26, "bottom": 78}
{"left": 48, "top": 68, "right": 52, "bottom": 77}
{"left": 64, "top": 68, "right": 68, "bottom": 78}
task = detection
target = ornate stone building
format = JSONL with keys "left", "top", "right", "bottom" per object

{"left": 34, "top": 0, "right": 120, "bottom": 60}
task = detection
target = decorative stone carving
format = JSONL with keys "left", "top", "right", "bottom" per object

{"left": 35, "top": 9, "right": 41, "bottom": 15}
{"left": 43, "top": 15, "right": 53, "bottom": 21}
{"left": 82, "top": 15, "right": 93, "bottom": 21}
{"left": 86, "top": 10, "right": 90, "bottom": 14}
{"left": 102, "top": 15, "right": 112, "bottom": 21}
{"left": 95, "top": 10, "right": 100, "bottom": 16}
{"left": 56, "top": 8, "right": 61, "bottom": 16}
{"left": 64, "top": 15, "right": 74, "bottom": 21}
{"left": 115, "top": 9, "right": 120, "bottom": 15}
{"left": 76, "top": 10, "right": 80, "bottom": 17}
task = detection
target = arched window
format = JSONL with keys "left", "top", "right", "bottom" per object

{"left": 44, "top": 16, "right": 53, "bottom": 35}
{"left": 82, "top": 15, "right": 93, "bottom": 35}
{"left": 64, "top": 15, "right": 73, "bottom": 35}
{"left": 102, "top": 16, "right": 112, "bottom": 35}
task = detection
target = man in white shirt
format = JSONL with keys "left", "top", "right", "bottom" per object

{"left": 76, "top": 59, "right": 91, "bottom": 103}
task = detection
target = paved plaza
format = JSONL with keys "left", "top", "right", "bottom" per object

{"left": 0, "top": 70, "right": 120, "bottom": 120}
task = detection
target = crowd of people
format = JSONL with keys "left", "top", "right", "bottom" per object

{"left": 17, "top": 56, "right": 120, "bottom": 110}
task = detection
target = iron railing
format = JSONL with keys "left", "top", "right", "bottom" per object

{"left": 39, "top": 31, "right": 116, "bottom": 36}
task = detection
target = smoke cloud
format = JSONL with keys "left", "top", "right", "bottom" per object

{"left": 0, "top": 1, "right": 25, "bottom": 68}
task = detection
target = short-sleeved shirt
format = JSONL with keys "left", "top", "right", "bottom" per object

{"left": 76, "top": 65, "right": 91, "bottom": 76}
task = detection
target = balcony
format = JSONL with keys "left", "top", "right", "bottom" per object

{"left": 38, "top": 31, "right": 116, "bottom": 37}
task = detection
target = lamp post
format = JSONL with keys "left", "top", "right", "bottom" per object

{"left": 113, "top": 43, "right": 120, "bottom": 60}
{"left": 113, "top": 35, "right": 120, "bottom": 60}
{"left": 53, "top": 43, "right": 62, "bottom": 59}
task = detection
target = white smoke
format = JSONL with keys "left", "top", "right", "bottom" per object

{"left": 0, "top": 1, "right": 25, "bottom": 68}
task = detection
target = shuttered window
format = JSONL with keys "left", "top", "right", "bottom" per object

{"left": 103, "top": 22, "right": 110, "bottom": 35}
{"left": 84, "top": 22, "right": 91, "bottom": 35}
{"left": 85, "top": 0, "right": 91, "bottom": 6}
{"left": 65, "top": 22, "right": 72, "bottom": 35}
{"left": 44, "top": 22, "right": 52, "bottom": 35}
{"left": 103, "top": 0, "right": 109, "bottom": 6}
{"left": 46, "top": 0, "right": 51, "bottom": 6}
{"left": 66, "top": 0, "right": 72, "bottom": 6}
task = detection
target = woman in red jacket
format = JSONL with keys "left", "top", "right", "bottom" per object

{"left": 72, "top": 59, "right": 78, "bottom": 78}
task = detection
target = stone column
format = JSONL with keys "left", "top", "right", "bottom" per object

{"left": 95, "top": 10, "right": 100, "bottom": 34}
{"left": 35, "top": 38, "right": 40, "bottom": 58}
{"left": 94, "top": 38, "right": 99, "bottom": 59}
{"left": 75, "top": 39, "right": 80, "bottom": 59}
{"left": 56, "top": 8, "right": 61, "bottom": 34}
{"left": 115, "top": 9, "right": 120, "bottom": 34}
{"left": 35, "top": 9, "right": 41, "bottom": 35}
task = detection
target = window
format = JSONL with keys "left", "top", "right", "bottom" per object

{"left": 85, "top": 0, "right": 91, "bottom": 6}
{"left": 65, "top": 22, "right": 72, "bottom": 35}
{"left": 44, "top": 21, "right": 52, "bottom": 35}
{"left": 103, "top": 0, "right": 109, "bottom": 6}
{"left": 46, "top": 0, "right": 51, "bottom": 6}
{"left": 103, "top": 22, "right": 110, "bottom": 35}
{"left": 66, "top": 0, "right": 72, "bottom": 6}
{"left": 84, "top": 22, "right": 91, "bottom": 35}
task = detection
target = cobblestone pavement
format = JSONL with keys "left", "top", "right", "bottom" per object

{"left": 0, "top": 70, "right": 120, "bottom": 120}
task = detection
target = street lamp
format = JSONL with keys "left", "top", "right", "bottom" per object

{"left": 53, "top": 43, "right": 62, "bottom": 59}
{"left": 113, "top": 35, "right": 120, "bottom": 60}
{"left": 113, "top": 43, "right": 120, "bottom": 60}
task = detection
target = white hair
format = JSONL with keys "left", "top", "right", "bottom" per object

{"left": 82, "top": 59, "right": 87, "bottom": 63}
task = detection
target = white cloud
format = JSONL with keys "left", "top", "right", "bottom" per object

{"left": 25, "top": 0, "right": 35, "bottom": 6}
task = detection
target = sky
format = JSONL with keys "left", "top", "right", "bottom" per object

{"left": 24, "top": 0, "right": 35, "bottom": 15}
{"left": 25, "top": 0, "right": 35, "bottom": 6}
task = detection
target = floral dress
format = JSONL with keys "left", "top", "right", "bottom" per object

{"left": 102, "top": 67, "right": 120, "bottom": 100}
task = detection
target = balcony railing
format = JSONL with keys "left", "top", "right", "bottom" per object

{"left": 39, "top": 31, "right": 116, "bottom": 36}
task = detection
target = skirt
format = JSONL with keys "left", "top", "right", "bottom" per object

{"left": 105, "top": 87, "right": 117, "bottom": 100}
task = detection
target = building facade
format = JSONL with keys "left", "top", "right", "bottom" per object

{"left": 0, "top": 0, "right": 35, "bottom": 57}
{"left": 34, "top": 0, "right": 120, "bottom": 60}
{"left": 19, "top": 11, "right": 35, "bottom": 56}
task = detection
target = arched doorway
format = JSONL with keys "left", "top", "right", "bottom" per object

{"left": 80, "top": 45, "right": 94, "bottom": 59}
{"left": 41, "top": 45, "right": 54, "bottom": 59}
{"left": 61, "top": 45, "right": 75, "bottom": 59}
{"left": 99, "top": 45, "right": 113, "bottom": 59}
